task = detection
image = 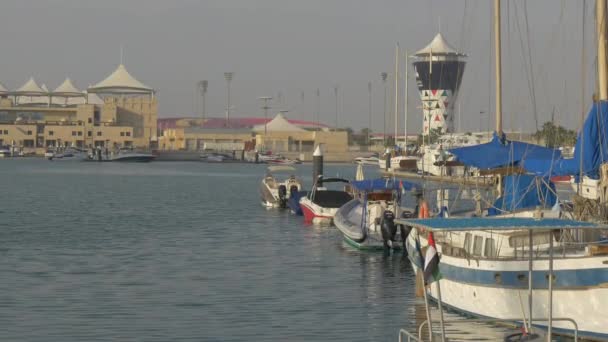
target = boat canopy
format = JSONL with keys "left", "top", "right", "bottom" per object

{"left": 487, "top": 174, "right": 556, "bottom": 216}
{"left": 319, "top": 177, "right": 350, "bottom": 183}
{"left": 267, "top": 165, "right": 296, "bottom": 173}
{"left": 395, "top": 217, "right": 606, "bottom": 232}
{"left": 524, "top": 100, "right": 608, "bottom": 179}
{"left": 350, "top": 178, "right": 419, "bottom": 192}
{"left": 449, "top": 132, "right": 561, "bottom": 170}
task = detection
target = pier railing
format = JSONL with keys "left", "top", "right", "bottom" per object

{"left": 398, "top": 329, "right": 421, "bottom": 342}
{"left": 414, "top": 317, "right": 579, "bottom": 341}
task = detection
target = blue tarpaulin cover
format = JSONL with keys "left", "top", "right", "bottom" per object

{"left": 449, "top": 132, "right": 561, "bottom": 170}
{"left": 487, "top": 174, "right": 556, "bottom": 216}
{"left": 525, "top": 101, "right": 608, "bottom": 179}
{"left": 350, "top": 178, "right": 418, "bottom": 191}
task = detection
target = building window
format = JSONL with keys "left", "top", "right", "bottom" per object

{"left": 49, "top": 131, "right": 54, "bottom": 136}
{"left": 0, "top": 130, "right": 3, "bottom": 135}
{"left": 88, "top": 118, "right": 92, "bottom": 124}
{"left": 23, "top": 140, "right": 34, "bottom": 148}
{"left": 78, "top": 131, "right": 83, "bottom": 136}
{"left": 72, "top": 131, "right": 77, "bottom": 136}
{"left": 120, "top": 132, "right": 125, "bottom": 137}
{"left": 126, "top": 132, "right": 131, "bottom": 137}
{"left": 27, "top": 130, "right": 32, "bottom": 135}
{"left": 3, "top": 130, "right": 7, "bottom": 134}
{"left": 97, "top": 131, "right": 102, "bottom": 136}
{"left": 87, "top": 131, "right": 92, "bottom": 137}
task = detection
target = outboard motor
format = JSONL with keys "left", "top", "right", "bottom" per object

{"left": 380, "top": 210, "right": 397, "bottom": 249}
{"left": 289, "top": 185, "right": 299, "bottom": 196}
{"left": 398, "top": 211, "right": 414, "bottom": 254}
{"left": 278, "top": 185, "right": 288, "bottom": 208}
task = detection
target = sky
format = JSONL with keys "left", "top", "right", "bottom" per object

{"left": 0, "top": 0, "right": 597, "bottom": 133}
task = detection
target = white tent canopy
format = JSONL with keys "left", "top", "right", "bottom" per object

{"left": 0, "top": 82, "right": 7, "bottom": 95}
{"left": 53, "top": 78, "right": 83, "bottom": 97}
{"left": 14, "top": 77, "right": 46, "bottom": 95}
{"left": 88, "top": 64, "right": 153, "bottom": 94}
{"left": 415, "top": 33, "right": 463, "bottom": 56}
{"left": 253, "top": 112, "right": 306, "bottom": 132}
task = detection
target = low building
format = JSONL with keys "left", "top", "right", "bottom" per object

{"left": 158, "top": 113, "right": 348, "bottom": 153}
{"left": 0, "top": 64, "right": 157, "bottom": 153}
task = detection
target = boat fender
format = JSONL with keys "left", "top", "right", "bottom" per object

{"left": 380, "top": 210, "right": 397, "bottom": 249}
{"left": 418, "top": 200, "right": 429, "bottom": 218}
{"left": 278, "top": 185, "right": 288, "bottom": 208}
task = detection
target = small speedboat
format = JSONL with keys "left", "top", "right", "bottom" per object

{"left": 0, "top": 146, "right": 12, "bottom": 158}
{"left": 334, "top": 178, "right": 418, "bottom": 251}
{"left": 299, "top": 175, "right": 352, "bottom": 225}
{"left": 260, "top": 166, "right": 303, "bottom": 208}
{"left": 47, "top": 147, "right": 88, "bottom": 161}
{"left": 109, "top": 148, "right": 155, "bottom": 162}
{"left": 200, "top": 152, "right": 234, "bottom": 162}
{"left": 354, "top": 155, "right": 380, "bottom": 165}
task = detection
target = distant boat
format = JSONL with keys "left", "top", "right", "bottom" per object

{"left": 0, "top": 146, "right": 12, "bottom": 158}
{"left": 259, "top": 153, "right": 301, "bottom": 165}
{"left": 334, "top": 178, "right": 417, "bottom": 251}
{"left": 46, "top": 147, "right": 88, "bottom": 161}
{"left": 354, "top": 155, "right": 380, "bottom": 166}
{"left": 259, "top": 166, "right": 303, "bottom": 208}
{"left": 200, "top": 152, "right": 235, "bottom": 162}
{"left": 299, "top": 175, "right": 352, "bottom": 225}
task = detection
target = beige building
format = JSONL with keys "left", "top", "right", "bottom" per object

{"left": 0, "top": 64, "right": 157, "bottom": 153}
{"left": 159, "top": 113, "right": 348, "bottom": 153}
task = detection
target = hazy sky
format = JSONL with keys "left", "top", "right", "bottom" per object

{"left": 0, "top": 0, "right": 597, "bottom": 133}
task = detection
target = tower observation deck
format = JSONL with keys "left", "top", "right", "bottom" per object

{"left": 413, "top": 33, "right": 466, "bottom": 135}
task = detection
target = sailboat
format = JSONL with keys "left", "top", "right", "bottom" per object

{"left": 404, "top": 1, "right": 608, "bottom": 340}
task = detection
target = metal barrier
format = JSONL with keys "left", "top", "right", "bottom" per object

{"left": 416, "top": 317, "right": 579, "bottom": 342}
{"left": 398, "top": 329, "right": 421, "bottom": 342}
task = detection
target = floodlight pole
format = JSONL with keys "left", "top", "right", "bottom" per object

{"left": 258, "top": 96, "right": 273, "bottom": 138}
{"left": 381, "top": 72, "right": 388, "bottom": 146}
{"left": 224, "top": 72, "right": 234, "bottom": 125}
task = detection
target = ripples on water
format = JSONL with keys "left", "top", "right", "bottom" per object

{"left": 1, "top": 160, "right": 523, "bottom": 341}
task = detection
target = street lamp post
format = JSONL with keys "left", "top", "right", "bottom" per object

{"left": 381, "top": 72, "right": 388, "bottom": 146}
{"left": 334, "top": 85, "right": 339, "bottom": 130}
{"left": 224, "top": 72, "right": 234, "bottom": 126}
{"left": 198, "top": 80, "right": 208, "bottom": 122}
{"left": 258, "top": 96, "right": 273, "bottom": 138}
{"left": 368, "top": 81, "right": 372, "bottom": 146}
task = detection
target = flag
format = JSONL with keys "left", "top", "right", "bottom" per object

{"left": 423, "top": 232, "right": 442, "bottom": 285}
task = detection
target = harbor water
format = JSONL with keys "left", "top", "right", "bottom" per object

{"left": 2, "top": 159, "right": 516, "bottom": 341}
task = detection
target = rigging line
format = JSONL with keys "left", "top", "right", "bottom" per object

{"left": 513, "top": 1, "right": 537, "bottom": 132}
{"left": 522, "top": 2, "right": 539, "bottom": 131}
{"left": 580, "top": 0, "right": 587, "bottom": 193}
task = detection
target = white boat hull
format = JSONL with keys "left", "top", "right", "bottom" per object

{"left": 407, "top": 232, "right": 608, "bottom": 340}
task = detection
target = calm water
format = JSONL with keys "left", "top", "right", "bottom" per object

{"left": 1, "top": 159, "right": 510, "bottom": 341}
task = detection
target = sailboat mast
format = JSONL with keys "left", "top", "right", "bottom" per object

{"left": 494, "top": 0, "right": 503, "bottom": 135}
{"left": 404, "top": 50, "right": 409, "bottom": 147}
{"left": 598, "top": 0, "right": 608, "bottom": 100}
{"left": 394, "top": 43, "right": 400, "bottom": 146}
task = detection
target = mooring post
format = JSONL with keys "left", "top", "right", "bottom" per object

{"left": 313, "top": 144, "right": 323, "bottom": 189}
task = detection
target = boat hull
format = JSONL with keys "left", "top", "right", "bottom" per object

{"left": 299, "top": 199, "right": 336, "bottom": 225}
{"left": 406, "top": 234, "right": 608, "bottom": 341}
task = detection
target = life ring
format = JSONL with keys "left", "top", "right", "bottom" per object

{"left": 419, "top": 200, "right": 429, "bottom": 218}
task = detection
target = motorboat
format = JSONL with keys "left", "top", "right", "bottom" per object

{"left": 334, "top": 178, "right": 418, "bottom": 251}
{"left": 200, "top": 152, "right": 234, "bottom": 162}
{"left": 0, "top": 146, "right": 12, "bottom": 158}
{"left": 354, "top": 154, "right": 380, "bottom": 166}
{"left": 259, "top": 166, "right": 303, "bottom": 208}
{"left": 47, "top": 147, "right": 89, "bottom": 161}
{"left": 299, "top": 175, "right": 352, "bottom": 225}
{"left": 287, "top": 190, "right": 308, "bottom": 215}
{"left": 389, "top": 155, "right": 419, "bottom": 172}
{"left": 261, "top": 154, "right": 301, "bottom": 165}
{"left": 89, "top": 147, "right": 155, "bottom": 162}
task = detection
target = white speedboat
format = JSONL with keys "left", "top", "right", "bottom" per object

{"left": 389, "top": 155, "right": 419, "bottom": 172}
{"left": 334, "top": 178, "right": 418, "bottom": 251}
{"left": 259, "top": 166, "right": 302, "bottom": 208}
{"left": 200, "top": 152, "right": 234, "bottom": 162}
{"left": 299, "top": 175, "right": 352, "bottom": 225}
{"left": 0, "top": 146, "right": 12, "bottom": 158}
{"left": 403, "top": 217, "right": 608, "bottom": 341}
{"left": 47, "top": 147, "right": 89, "bottom": 161}
{"left": 354, "top": 155, "right": 380, "bottom": 166}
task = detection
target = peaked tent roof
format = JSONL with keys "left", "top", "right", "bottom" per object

{"left": 14, "top": 77, "right": 46, "bottom": 95}
{"left": 253, "top": 113, "right": 306, "bottom": 132}
{"left": 53, "top": 78, "right": 83, "bottom": 97}
{"left": 88, "top": 64, "right": 153, "bottom": 94}
{"left": 415, "top": 33, "right": 463, "bottom": 56}
{"left": 0, "top": 82, "right": 7, "bottom": 94}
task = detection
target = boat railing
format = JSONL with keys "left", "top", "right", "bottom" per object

{"left": 398, "top": 329, "right": 421, "bottom": 342}
{"left": 415, "top": 317, "right": 579, "bottom": 342}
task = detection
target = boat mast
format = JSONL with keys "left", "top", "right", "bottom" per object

{"left": 404, "top": 50, "right": 409, "bottom": 150}
{"left": 394, "top": 43, "right": 400, "bottom": 148}
{"left": 494, "top": 0, "right": 503, "bottom": 135}
{"left": 598, "top": 0, "right": 608, "bottom": 100}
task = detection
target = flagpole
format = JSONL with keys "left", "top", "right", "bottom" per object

{"left": 421, "top": 271, "right": 434, "bottom": 341}
{"left": 435, "top": 281, "right": 447, "bottom": 342}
